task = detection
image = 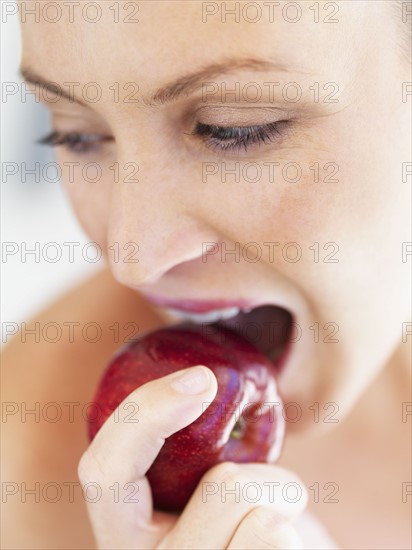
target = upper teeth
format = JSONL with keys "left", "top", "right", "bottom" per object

{"left": 166, "top": 307, "right": 241, "bottom": 324}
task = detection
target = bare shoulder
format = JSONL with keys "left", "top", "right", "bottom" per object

{"left": 3, "top": 267, "right": 163, "bottom": 373}
{"left": 2, "top": 268, "right": 164, "bottom": 424}
{"left": 1, "top": 269, "right": 163, "bottom": 549}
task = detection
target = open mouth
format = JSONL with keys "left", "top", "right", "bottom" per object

{"left": 216, "top": 305, "right": 293, "bottom": 367}
{"left": 163, "top": 303, "right": 294, "bottom": 372}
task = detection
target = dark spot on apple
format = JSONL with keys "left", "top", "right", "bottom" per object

{"left": 230, "top": 418, "right": 246, "bottom": 440}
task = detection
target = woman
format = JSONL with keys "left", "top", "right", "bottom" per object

{"left": 3, "top": 1, "right": 411, "bottom": 548}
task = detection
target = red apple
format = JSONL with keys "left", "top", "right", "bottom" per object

{"left": 88, "top": 323, "right": 285, "bottom": 511}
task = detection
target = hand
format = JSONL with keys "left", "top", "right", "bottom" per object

{"left": 78, "top": 365, "right": 308, "bottom": 549}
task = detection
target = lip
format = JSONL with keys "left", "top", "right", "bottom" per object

{"left": 142, "top": 294, "right": 258, "bottom": 314}
{"left": 141, "top": 292, "right": 295, "bottom": 374}
{"left": 140, "top": 288, "right": 317, "bottom": 402}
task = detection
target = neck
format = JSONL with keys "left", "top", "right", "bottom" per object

{"left": 347, "top": 339, "right": 411, "bottom": 436}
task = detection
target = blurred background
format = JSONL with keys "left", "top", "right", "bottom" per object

{"left": 1, "top": 4, "right": 102, "bottom": 345}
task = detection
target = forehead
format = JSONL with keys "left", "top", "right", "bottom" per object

{"left": 20, "top": 1, "right": 371, "bottom": 91}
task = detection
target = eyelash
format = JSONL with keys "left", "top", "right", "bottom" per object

{"left": 37, "top": 132, "right": 114, "bottom": 154}
{"left": 193, "top": 121, "right": 285, "bottom": 152}
{"left": 38, "top": 121, "right": 286, "bottom": 155}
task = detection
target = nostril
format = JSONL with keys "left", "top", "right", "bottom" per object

{"left": 110, "top": 260, "right": 167, "bottom": 290}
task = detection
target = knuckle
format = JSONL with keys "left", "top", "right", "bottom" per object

{"left": 267, "top": 466, "right": 308, "bottom": 509}
{"left": 203, "top": 461, "right": 247, "bottom": 485}
{"left": 269, "top": 465, "right": 307, "bottom": 491}
{"left": 286, "top": 476, "right": 308, "bottom": 510}
{"left": 246, "top": 507, "right": 301, "bottom": 548}
{"left": 200, "top": 461, "right": 255, "bottom": 499}
{"left": 250, "top": 506, "right": 288, "bottom": 530}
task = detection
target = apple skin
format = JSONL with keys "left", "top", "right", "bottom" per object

{"left": 88, "top": 323, "right": 285, "bottom": 512}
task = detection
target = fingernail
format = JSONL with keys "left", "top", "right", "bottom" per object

{"left": 170, "top": 366, "right": 211, "bottom": 395}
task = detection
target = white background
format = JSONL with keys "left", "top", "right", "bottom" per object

{"left": 1, "top": 3, "right": 102, "bottom": 345}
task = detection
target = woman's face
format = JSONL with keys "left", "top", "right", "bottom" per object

{"left": 20, "top": 1, "right": 410, "bottom": 431}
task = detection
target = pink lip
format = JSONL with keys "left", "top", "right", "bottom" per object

{"left": 142, "top": 294, "right": 258, "bottom": 314}
{"left": 142, "top": 293, "right": 295, "bottom": 376}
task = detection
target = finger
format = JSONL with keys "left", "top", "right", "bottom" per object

{"left": 157, "top": 462, "right": 307, "bottom": 550}
{"left": 294, "top": 511, "right": 340, "bottom": 549}
{"left": 77, "top": 365, "right": 217, "bottom": 550}
{"left": 228, "top": 507, "right": 303, "bottom": 549}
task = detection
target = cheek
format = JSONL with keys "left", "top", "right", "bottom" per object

{"left": 202, "top": 110, "right": 408, "bottom": 422}
{"left": 59, "top": 152, "right": 113, "bottom": 249}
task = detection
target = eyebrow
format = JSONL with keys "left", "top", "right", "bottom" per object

{"left": 20, "top": 58, "right": 304, "bottom": 107}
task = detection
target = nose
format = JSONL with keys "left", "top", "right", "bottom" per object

{"left": 107, "top": 150, "right": 220, "bottom": 288}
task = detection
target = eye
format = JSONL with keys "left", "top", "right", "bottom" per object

{"left": 193, "top": 121, "right": 287, "bottom": 153}
{"left": 38, "top": 131, "right": 114, "bottom": 155}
